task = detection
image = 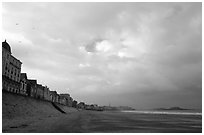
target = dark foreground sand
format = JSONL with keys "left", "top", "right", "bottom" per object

{"left": 3, "top": 110, "right": 202, "bottom": 133}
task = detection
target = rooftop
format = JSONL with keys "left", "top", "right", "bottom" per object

{"left": 2, "top": 40, "right": 11, "bottom": 53}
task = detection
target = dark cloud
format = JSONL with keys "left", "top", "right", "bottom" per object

{"left": 84, "top": 38, "right": 103, "bottom": 52}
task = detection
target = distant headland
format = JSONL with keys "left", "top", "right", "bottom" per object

{"left": 103, "top": 106, "right": 135, "bottom": 111}
{"left": 154, "top": 107, "right": 191, "bottom": 111}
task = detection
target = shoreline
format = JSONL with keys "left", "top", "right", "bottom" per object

{"left": 2, "top": 92, "right": 202, "bottom": 133}
{"left": 120, "top": 110, "right": 202, "bottom": 116}
{"left": 3, "top": 110, "right": 202, "bottom": 133}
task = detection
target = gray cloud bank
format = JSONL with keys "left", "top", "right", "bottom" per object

{"left": 2, "top": 2, "right": 202, "bottom": 109}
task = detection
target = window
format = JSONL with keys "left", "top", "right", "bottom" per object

{"left": 11, "top": 67, "right": 13, "bottom": 74}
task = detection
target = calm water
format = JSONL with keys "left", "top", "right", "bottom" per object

{"left": 118, "top": 110, "right": 202, "bottom": 133}
{"left": 121, "top": 109, "right": 202, "bottom": 115}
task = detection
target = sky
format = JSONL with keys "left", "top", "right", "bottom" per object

{"left": 2, "top": 2, "right": 202, "bottom": 109}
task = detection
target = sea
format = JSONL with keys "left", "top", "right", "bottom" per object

{"left": 119, "top": 109, "right": 202, "bottom": 133}
{"left": 121, "top": 109, "right": 202, "bottom": 116}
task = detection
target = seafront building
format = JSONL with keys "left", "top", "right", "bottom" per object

{"left": 60, "top": 94, "right": 73, "bottom": 107}
{"left": 43, "top": 86, "right": 51, "bottom": 101}
{"left": 2, "top": 40, "right": 92, "bottom": 109}
{"left": 2, "top": 40, "right": 22, "bottom": 93}
{"left": 50, "top": 91, "right": 58, "bottom": 102}
{"left": 20, "top": 73, "right": 28, "bottom": 95}
{"left": 36, "top": 84, "right": 44, "bottom": 99}
{"left": 78, "top": 102, "right": 85, "bottom": 109}
{"left": 59, "top": 96, "right": 67, "bottom": 105}
{"left": 27, "top": 79, "right": 38, "bottom": 97}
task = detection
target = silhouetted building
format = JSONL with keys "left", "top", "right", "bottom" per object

{"left": 2, "top": 40, "right": 22, "bottom": 93}
{"left": 72, "top": 100, "right": 78, "bottom": 108}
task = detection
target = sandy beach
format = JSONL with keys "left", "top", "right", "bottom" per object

{"left": 2, "top": 92, "right": 202, "bottom": 133}
{"left": 3, "top": 110, "right": 201, "bottom": 133}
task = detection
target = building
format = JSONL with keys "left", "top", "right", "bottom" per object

{"left": 43, "top": 86, "right": 50, "bottom": 101}
{"left": 2, "top": 40, "right": 22, "bottom": 93}
{"left": 27, "top": 79, "right": 37, "bottom": 97}
{"left": 56, "top": 94, "right": 60, "bottom": 103}
{"left": 72, "top": 100, "right": 78, "bottom": 108}
{"left": 59, "top": 96, "right": 66, "bottom": 105}
{"left": 60, "top": 94, "right": 73, "bottom": 107}
{"left": 20, "top": 73, "right": 28, "bottom": 95}
{"left": 68, "top": 97, "right": 73, "bottom": 107}
{"left": 78, "top": 102, "right": 85, "bottom": 109}
{"left": 36, "top": 84, "right": 44, "bottom": 99}
{"left": 50, "top": 91, "right": 58, "bottom": 102}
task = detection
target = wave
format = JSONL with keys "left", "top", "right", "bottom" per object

{"left": 121, "top": 110, "right": 202, "bottom": 116}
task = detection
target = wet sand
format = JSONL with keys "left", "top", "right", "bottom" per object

{"left": 3, "top": 110, "right": 202, "bottom": 133}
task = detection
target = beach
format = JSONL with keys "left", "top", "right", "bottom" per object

{"left": 2, "top": 92, "right": 201, "bottom": 133}
{"left": 3, "top": 110, "right": 202, "bottom": 133}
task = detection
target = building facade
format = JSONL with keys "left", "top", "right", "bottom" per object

{"left": 27, "top": 79, "right": 37, "bottom": 97}
{"left": 59, "top": 96, "right": 66, "bottom": 105}
{"left": 43, "top": 86, "right": 50, "bottom": 101}
{"left": 78, "top": 102, "right": 85, "bottom": 109}
{"left": 2, "top": 40, "right": 22, "bottom": 93}
{"left": 36, "top": 84, "right": 44, "bottom": 99}
{"left": 20, "top": 73, "right": 27, "bottom": 95}
{"left": 50, "top": 91, "right": 58, "bottom": 102}
{"left": 60, "top": 94, "right": 73, "bottom": 107}
{"left": 56, "top": 94, "right": 60, "bottom": 103}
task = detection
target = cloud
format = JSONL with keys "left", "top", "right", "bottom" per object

{"left": 79, "top": 63, "right": 91, "bottom": 68}
{"left": 2, "top": 2, "right": 202, "bottom": 109}
{"left": 84, "top": 38, "right": 102, "bottom": 52}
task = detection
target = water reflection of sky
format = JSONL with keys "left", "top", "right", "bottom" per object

{"left": 121, "top": 110, "right": 202, "bottom": 116}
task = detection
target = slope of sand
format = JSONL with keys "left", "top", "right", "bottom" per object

{"left": 2, "top": 91, "right": 78, "bottom": 132}
{"left": 3, "top": 109, "right": 202, "bottom": 133}
{"left": 2, "top": 92, "right": 201, "bottom": 133}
